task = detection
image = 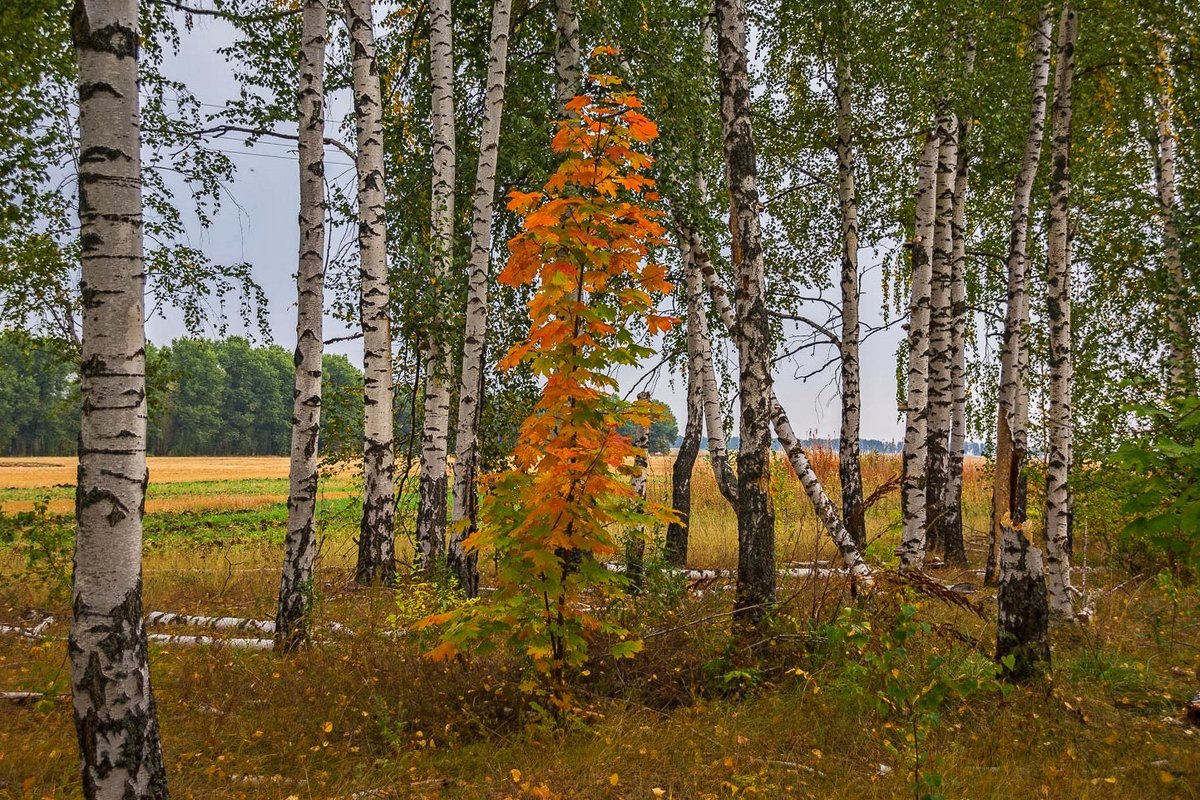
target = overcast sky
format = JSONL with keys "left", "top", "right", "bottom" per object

{"left": 146, "top": 13, "right": 906, "bottom": 442}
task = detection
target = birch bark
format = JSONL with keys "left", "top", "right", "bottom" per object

{"left": 1153, "top": 38, "right": 1195, "bottom": 394}
{"left": 666, "top": 235, "right": 706, "bottom": 566}
{"left": 276, "top": 0, "right": 328, "bottom": 651}
{"left": 416, "top": 0, "right": 456, "bottom": 570}
{"left": 896, "top": 133, "right": 940, "bottom": 569}
{"left": 347, "top": 0, "right": 396, "bottom": 586}
{"left": 715, "top": 0, "right": 776, "bottom": 626}
{"left": 942, "top": 111, "right": 971, "bottom": 567}
{"left": 988, "top": 6, "right": 1053, "bottom": 585}
{"left": 70, "top": 1, "right": 169, "bottom": 795}
{"left": 553, "top": 0, "right": 581, "bottom": 115}
{"left": 449, "top": 0, "right": 512, "bottom": 596}
{"left": 626, "top": 391, "right": 652, "bottom": 591}
{"left": 1043, "top": 2, "right": 1078, "bottom": 618}
{"left": 834, "top": 36, "right": 866, "bottom": 551}
{"left": 925, "top": 112, "right": 957, "bottom": 559}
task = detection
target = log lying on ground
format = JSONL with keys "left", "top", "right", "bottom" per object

{"left": 147, "top": 612, "right": 275, "bottom": 634}
{"left": 146, "top": 633, "right": 275, "bottom": 650}
{"left": 0, "top": 616, "right": 54, "bottom": 639}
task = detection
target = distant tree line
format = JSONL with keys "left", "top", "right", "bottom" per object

{"left": 0, "top": 333, "right": 367, "bottom": 457}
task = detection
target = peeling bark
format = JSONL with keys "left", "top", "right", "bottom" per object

{"left": 1044, "top": 2, "right": 1078, "bottom": 618}
{"left": 449, "top": 0, "right": 512, "bottom": 597}
{"left": 347, "top": 0, "right": 396, "bottom": 586}
{"left": 897, "top": 133, "right": 940, "bottom": 570}
{"left": 715, "top": 0, "right": 776, "bottom": 627}
{"left": 416, "top": 0, "right": 456, "bottom": 571}
{"left": 277, "top": 0, "right": 328, "bottom": 651}
{"left": 988, "top": 6, "right": 1053, "bottom": 586}
{"left": 69, "top": 1, "right": 168, "bottom": 795}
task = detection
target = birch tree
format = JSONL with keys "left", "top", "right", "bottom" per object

{"left": 553, "top": 0, "right": 582, "bottom": 115}
{"left": 834, "top": 27, "right": 867, "bottom": 551}
{"left": 1153, "top": 36, "right": 1195, "bottom": 395}
{"left": 1044, "top": 1, "right": 1078, "bottom": 618}
{"left": 925, "top": 109, "right": 957, "bottom": 558}
{"left": 346, "top": 0, "right": 396, "bottom": 586}
{"left": 416, "top": 0, "right": 456, "bottom": 570}
{"left": 449, "top": 0, "right": 513, "bottom": 596}
{"left": 665, "top": 234, "right": 706, "bottom": 566}
{"left": 715, "top": 0, "right": 776, "bottom": 625}
{"left": 897, "top": 133, "right": 940, "bottom": 570}
{"left": 276, "top": 0, "right": 328, "bottom": 651}
{"left": 69, "top": 0, "right": 169, "bottom": 794}
{"left": 988, "top": 6, "right": 1053, "bottom": 586}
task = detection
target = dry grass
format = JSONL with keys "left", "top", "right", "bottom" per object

{"left": 2, "top": 454, "right": 1199, "bottom": 799}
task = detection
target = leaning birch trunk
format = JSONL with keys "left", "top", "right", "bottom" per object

{"left": 1153, "top": 38, "right": 1195, "bottom": 394}
{"left": 834, "top": 38, "right": 867, "bottom": 551}
{"left": 1043, "top": 2, "right": 1078, "bottom": 619}
{"left": 688, "top": 231, "right": 739, "bottom": 506}
{"left": 715, "top": 0, "right": 776, "bottom": 627}
{"left": 70, "top": 2, "right": 169, "bottom": 795}
{"left": 942, "top": 113, "right": 971, "bottom": 568}
{"left": 416, "top": 0, "right": 456, "bottom": 571}
{"left": 665, "top": 236, "right": 706, "bottom": 567}
{"left": 925, "top": 112, "right": 957, "bottom": 559}
{"left": 626, "top": 391, "right": 652, "bottom": 592}
{"left": 448, "top": 0, "right": 513, "bottom": 597}
{"left": 896, "top": 133, "right": 940, "bottom": 569}
{"left": 347, "top": 0, "right": 396, "bottom": 586}
{"left": 988, "top": 6, "right": 1053, "bottom": 586}
{"left": 696, "top": 204, "right": 869, "bottom": 581}
{"left": 277, "top": 0, "right": 328, "bottom": 651}
{"left": 553, "top": 0, "right": 582, "bottom": 115}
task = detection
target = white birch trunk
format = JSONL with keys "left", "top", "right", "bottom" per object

{"left": 666, "top": 233, "right": 708, "bottom": 566}
{"left": 897, "top": 133, "right": 940, "bottom": 569}
{"left": 416, "top": 0, "right": 456, "bottom": 570}
{"left": 553, "top": 0, "right": 581, "bottom": 115}
{"left": 834, "top": 39, "right": 866, "bottom": 551}
{"left": 625, "top": 391, "right": 652, "bottom": 591}
{"left": 943, "top": 111, "right": 971, "bottom": 567}
{"left": 1044, "top": 2, "right": 1078, "bottom": 619}
{"left": 347, "top": 0, "right": 396, "bottom": 586}
{"left": 715, "top": 0, "right": 776, "bottom": 626}
{"left": 1153, "top": 38, "right": 1195, "bottom": 393}
{"left": 925, "top": 111, "right": 957, "bottom": 558}
{"left": 988, "top": 6, "right": 1053, "bottom": 585}
{"left": 277, "top": 0, "right": 328, "bottom": 650}
{"left": 70, "top": 1, "right": 168, "bottom": 795}
{"left": 688, "top": 231, "right": 739, "bottom": 506}
{"left": 448, "top": 0, "right": 513, "bottom": 596}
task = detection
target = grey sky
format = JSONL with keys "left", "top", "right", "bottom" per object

{"left": 147, "top": 13, "right": 906, "bottom": 442}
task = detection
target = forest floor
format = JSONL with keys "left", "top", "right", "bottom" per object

{"left": 0, "top": 454, "right": 1197, "bottom": 798}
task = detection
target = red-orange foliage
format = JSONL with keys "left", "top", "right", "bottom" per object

{"left": 418, "top": 65, "right": 677, "bottom": 707}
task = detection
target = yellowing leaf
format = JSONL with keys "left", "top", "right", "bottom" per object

{"left": 510, "top": 769, "right": 522, "bottom": 783}
{"left": 322, "top": 720, "right": 333, "bottom": 733}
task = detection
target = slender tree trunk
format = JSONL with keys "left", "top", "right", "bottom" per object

{"left": 988, "top": 6, "right": 1053, "bottom": 586}
{"left": 347, "top": 0, "right": 396, "bottom": 586}
{"left": 553, "top": 0, "right": 581, "bottom": 116}
{"left": 666, "top": 235, "right": 706, "bottom": 566}
{"left": 942, "top": 38, "right": 976, "bottom": 569}
{"left": 942, "top": 111, "right": 972, "bottom": 568}
{"left": 449, "top": 0, "right": 512, "bottom": 597}
{"left": 416, "top": 0, "right": 456, "bottom": 571}
{"left": 689, "top": 231, "right": 740, "bottom": 506}
{"left": 1153, "top": 37, "right": 1195, "bottom": 394}
{"left": 1044, "top": 2, "right": 1078, "bottom": 618}
{"left": 70, "top": 2, "right": 168, "bottom": 795}
{"left": 925, "top": 110, "right": 957, "bottom": 560}
{"left": 715, "top": 0, "right": 776, "bottom": 627}
{"left": 626, "top": 391, "right": 652, "bottom": 591}
{"left": 834, "top": 38, "right": 866, "bottom": 551}
{"left": 897, "top": 132, "right": 940, "bottom": 570}
{"left": 277, "top": 0, "right": 328, "bottom": 651}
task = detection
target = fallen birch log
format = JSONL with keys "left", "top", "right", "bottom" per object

{"left": 147, "top": 633, "right": 275, "bottom": 650}
{"left": 148, "top": 612, "right": 275, "bottom": 634}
